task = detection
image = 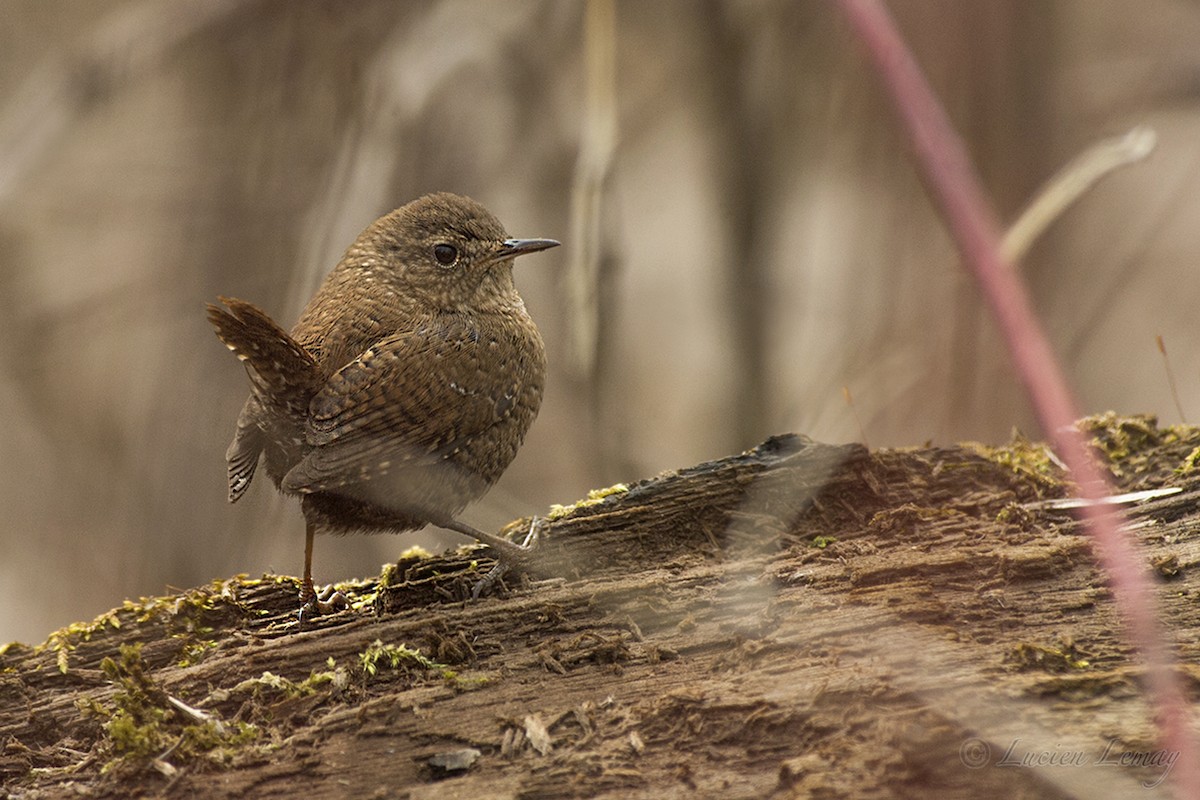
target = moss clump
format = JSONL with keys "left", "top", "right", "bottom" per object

{"left": 121, "top": 576, "right": 257, "bottom": 626}
{"left": 0, "top": 640, "right": 30, "bottom": 664}
{"left": 359, "top": 639, "right": 442, "bottom": 678}
{"left": 36, "top": 607, "right": 126, "bottom": 674}
{"left": 379, "top": 562, "right": 401, "bottom": 589}
{"left": 35, "top": 576, "right": 270, "bottom": 675}
{"left": 226, "top": 660, "right": 349, "bottom": 700}
{"left": 175, "top": 637, "right": 219, "bottom": 668}
{"left": 810, "top": 536, "right": 837, "bottom": 549}
{"left": 1180, "top": 446, "right": 1200, "bottom": 474}
{"left": 968, "top": 414, "right": 1200, "bottom": 489}
{"left": 963, "top": 431, "right": 1063, "bottom": 491}
{"left": 547, "top": 483, "right": 630, "bottom": 520}
{"left": 1078, "top": 413, "right": 1164, "bottom": 465}
{"left": 357, "top": 639, "right": 484, "bottom": 689}
{"left": 1075, "top": 412, "right": 1200, "bottom": 481}
{"left": 81, "top": 643, "right": 258, "bottom": 774}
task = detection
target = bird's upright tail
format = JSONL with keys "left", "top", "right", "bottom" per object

{"left": 206, "top": 296, "right": 320, "bottom": 431}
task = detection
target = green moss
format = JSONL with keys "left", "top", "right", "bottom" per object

{"left": 966, "top": 413, "right": 1200, "bottom": 482}
{"left": 359, "top": 639, "right": 440, "bottom": 677}
{"left": 36, "top": 576, "right": 268, "bottom": 674}
{"left": 547, "top": 483, "right": 630, "bottom": 520}
{"left": 356, "top": 639, "right": 484, "bottom": 688}
{"left": 1, "top": 640, "right": 31, "bottom": 673}
{"left": 228, "top": 661, "right": 348, "bottom": 700}
{"left": 810, "top": 536, "right": 837, "bottom": 549}
{"left": 379, "top": 562, "right": 401, "bottom": 588}
{"left": 963, "top": 431, "right": 1063, "bottom": 490}
{"left": 397, "top": 545, "right": 433, "bottom": 561}
{"left": 1073, "top": 412, "right": 1200, "bottom": 478}
{"left": 1078, "top": 412, "right": 1163, "bottom": 464}
{"left": 174, "top": 718, "right": 259, "bottom": 765}
{"left": 29, "top": 572, "right": 466, "bottom": 683}
{"left": 0, "top": 640, "right": 29, "bottom": 658}
{"left": 35, "top": 607, "right": 126, "bottom": 674}
{"left": 176, "top": 637, "right": 219, "bottom": 668}
{"left": 1179, "top": 445, "right": 1200, "bottom": 474}
{"left": 83, "top": 643, "right": 259, "bottom": 773}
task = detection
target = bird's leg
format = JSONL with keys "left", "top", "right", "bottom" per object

{"left": 430, "top": 514, "right": 543, "bottom": 598}
{"left": 299, "top": 519, "right": 317, "bottom": 605}
{"left": 432, "top": 516, "right": 534, "bottom": 561}
{"left": 298, "top": 520, "right": 319, "bottom": 623}
{"left": 297, "top": 519, "right": 347, "bottom": 623}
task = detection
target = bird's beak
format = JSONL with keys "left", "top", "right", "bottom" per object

{"left": 495, "top": 238, "right": 560, "bottom": 260}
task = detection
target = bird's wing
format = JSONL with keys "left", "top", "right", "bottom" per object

{"left": 281, "top": 316, "right": 533, "bottom": 493}
{"left": 224, "top": 396, "right": 266, "bottom": 502}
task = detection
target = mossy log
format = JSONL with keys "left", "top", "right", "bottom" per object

{"left": 3, "top": 414, "right": 1200, "bottom": 799}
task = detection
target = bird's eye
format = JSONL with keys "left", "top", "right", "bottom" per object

{"left": 433, "top": 243, "right": 458, "bottom": 266}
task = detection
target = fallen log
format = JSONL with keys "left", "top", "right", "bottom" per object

{"left": 3, "top": 414, "right": 1198, "bottom": 798}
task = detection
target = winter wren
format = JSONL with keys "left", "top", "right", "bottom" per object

{"left": 207, "top": 192, "right": 557, "bottom": 616}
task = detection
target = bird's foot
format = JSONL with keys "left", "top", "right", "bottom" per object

{"left": 297, "top": 579, "right": 348, "bottom": 624}
{"left": 470, "top": 516, "right": 543, "bottom": 599}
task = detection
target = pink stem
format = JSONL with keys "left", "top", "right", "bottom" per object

{"left": 836, "top": 0, "right": 1197, "bottom": 793}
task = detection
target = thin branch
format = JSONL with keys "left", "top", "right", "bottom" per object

{"left": 1003, "top": 126, "right": 1156, "bottom": 263}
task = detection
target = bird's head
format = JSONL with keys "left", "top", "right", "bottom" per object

{"left": 358, "top": 192, "right": 558, "bottom": 311}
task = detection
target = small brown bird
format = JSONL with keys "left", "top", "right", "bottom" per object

{"left": 207, "top": 192, "right": 557, "bottom": 617}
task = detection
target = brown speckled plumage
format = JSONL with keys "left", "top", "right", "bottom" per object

{"left": 207, "top": 193, "right": 557, "bottom": 614}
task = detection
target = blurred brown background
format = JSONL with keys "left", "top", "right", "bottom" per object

{"left": 2, "top": 0, "right": 1198, "bottom": 645}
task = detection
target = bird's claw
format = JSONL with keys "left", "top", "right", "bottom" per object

{"left": 519, "top": 515, "right": 542, "bottom": 548}
{"left": 297, "top": 582, "right": 348, "bottom": 624}
{"left": 470, "top": 516, "right": 543, "bottom": 599}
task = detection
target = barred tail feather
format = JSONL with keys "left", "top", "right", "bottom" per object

{"left": 208, "top": 296, "right": 322, "bottom": 502}
{"left": 206, "top": 296, "right": 320, "bottom": 424}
